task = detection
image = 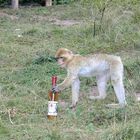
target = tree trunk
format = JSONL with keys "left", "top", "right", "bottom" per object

{"left": 45, "top": 0, "right": 52, "bottom": 7}
{"left": 12, "top": 0, "right": 19, "bottom": 9}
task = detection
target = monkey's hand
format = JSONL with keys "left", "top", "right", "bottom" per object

{"left": 52, "top": 86, "right": 59, "bottom": 92}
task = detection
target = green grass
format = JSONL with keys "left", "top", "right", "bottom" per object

{"left": 0, "top": 1, "right": 140, "bottom": 140}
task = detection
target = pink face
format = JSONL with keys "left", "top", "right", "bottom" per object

{"left": 57, "top": 58, "right": 66, "bottom": 68}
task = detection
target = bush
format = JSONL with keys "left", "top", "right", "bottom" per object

{"left": 0, "top": 0, "right": 10, "bottom": 6}
{"left": 0, "top": 0, "right": 73, "bottom": 6}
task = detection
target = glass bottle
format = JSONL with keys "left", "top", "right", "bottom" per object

{"left": 47, "top": 76, "right": 59, "bottom": 120}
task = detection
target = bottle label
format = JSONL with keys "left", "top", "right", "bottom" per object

{"left": 48, "top": 101, "right": 58, "bottom": 116}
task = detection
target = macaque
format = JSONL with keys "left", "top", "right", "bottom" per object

{"left": 55, "top": 48, "right": 126, "bottom": 108}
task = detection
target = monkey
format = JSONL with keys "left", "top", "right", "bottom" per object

{"left": 54, "top": 48, "right": 127, "bottom": 108}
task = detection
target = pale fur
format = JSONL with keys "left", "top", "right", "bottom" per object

{"left": 55, "top": 48, "right": 126, "bottom": 108}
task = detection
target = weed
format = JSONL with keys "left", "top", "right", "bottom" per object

{"left": 0, "top": 1, "right": 140, "bottom": 139}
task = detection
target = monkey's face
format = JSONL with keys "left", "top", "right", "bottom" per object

{"left": 55, "top": 48, "right": 74, "bottom": 68}
{"left": 56, "top": 57, "right": 66, "bottom": 68}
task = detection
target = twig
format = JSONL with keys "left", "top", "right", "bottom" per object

{"left": 8, "top": 109, "right": 14, "bottom": 125}
{"left": 99, "top": 0, "right": 112, "bottom": 32}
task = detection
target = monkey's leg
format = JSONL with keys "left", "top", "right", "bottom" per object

{"left": 89, "top": 74, "right": 109, "bottom": 100}
{"left": 70, "top": 78, "right": 80, "bottom": 108}
{"left": 112, "top": 78, "right": 126, "bottom": 107}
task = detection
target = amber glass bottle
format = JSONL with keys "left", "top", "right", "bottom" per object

{"left": 47, "top": 76, "right": 59, "bottom": 120}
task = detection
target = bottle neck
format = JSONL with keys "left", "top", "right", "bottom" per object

{"left": 52, "top": 76, "right": 57, "bottom": 88}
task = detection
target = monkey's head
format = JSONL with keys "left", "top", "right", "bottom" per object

{"left": 55, "top": 48, "right": 74, "bottom": 68}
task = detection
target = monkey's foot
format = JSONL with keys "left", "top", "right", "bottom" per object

{"left": 89, "top": 96, "right": 105, "bottom": 100}
{"left": 69, "top": 102, "right": 77, "bottom": 109}
{"left": 105, "top": 103, "right": 125, "bottom": 108}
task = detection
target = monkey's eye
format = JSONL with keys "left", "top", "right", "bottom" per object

{"left": 55, "top": 57, "right": 64, "bottom": 61}
{"left": 59, "top": 57, "right": 64, "bottom": 59}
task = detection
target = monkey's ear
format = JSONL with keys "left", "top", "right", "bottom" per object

{"left": 68, "top": 50, "right": 73, "bottom": 55}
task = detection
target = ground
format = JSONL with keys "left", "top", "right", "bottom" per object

{"left": 0, "top": 1, "right": 140, "bottom": 140}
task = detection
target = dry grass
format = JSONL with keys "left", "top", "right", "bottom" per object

{"left": 0, "top": 1, "right": 140, "bottom": 140}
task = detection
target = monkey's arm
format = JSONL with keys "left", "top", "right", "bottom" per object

{"left": 57, "top": 71, "right": 78, "bottom": 91}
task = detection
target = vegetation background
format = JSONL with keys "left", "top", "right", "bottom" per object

{"left": 0, "top": 0, "right": 140, "bottom": 139}
{"left": 0, "top": 0, "right": 72, "bottom": 6}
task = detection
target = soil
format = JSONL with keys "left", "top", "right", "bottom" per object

{"left": 0, "top": 12, "right": 18, "bottom": 20}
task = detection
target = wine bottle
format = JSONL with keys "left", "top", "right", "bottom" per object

{"left": 47, "top": 76, "right": 58, "bottom": 120}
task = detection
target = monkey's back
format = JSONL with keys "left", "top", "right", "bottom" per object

{"left": 68, "top": 54, "right": 122, "bottom": 77}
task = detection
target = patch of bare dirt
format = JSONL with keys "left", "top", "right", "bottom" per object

{"left": 50, "top": 19, "right": 82, "bottom": 26}
{"left": 0, "top": 12, "right": 18, "bottom": 20}
{"left": 31, "top": 15, "right": 82, "bottom": 26}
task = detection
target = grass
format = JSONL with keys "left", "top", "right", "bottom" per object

{"left": 0, "top": 1, "right": 140, "bottom": 140}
